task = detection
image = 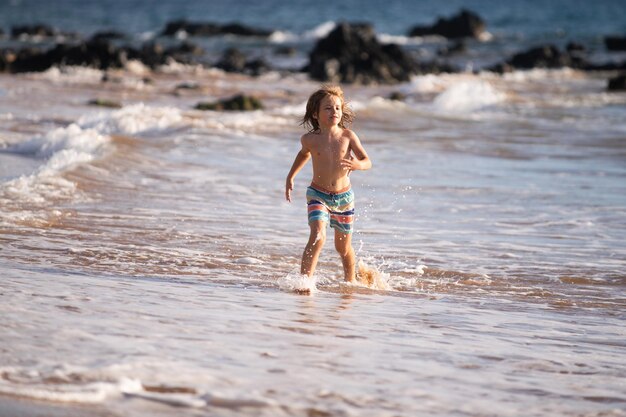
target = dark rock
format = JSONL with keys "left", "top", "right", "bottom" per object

{"left": 605, "top": 36, "right": 626, "bottom": 51}
{"left": 195, "top": 94, "right": 263, "bottom": 111}
{"left": 438, "top": 40, "right": 467, "bottom": 56}
{"left": 607, "top": 74, "right": 626, "bottom": 91}
{"left": 160, "top": 41, "right": 204, "bottom": 65}
{"left": 581, "top": 61, "right": 626, "bottom": 71}
{"left": 90, "top": 31, "right": 127, "bottom": 42}
{"left": 509, "top": 44, "right": 572, "bottom": 68}
{"left": 275, "top": 46, "right": 297, "bottom": 56}
{"left": 215, "top": 48, "right": 268, "bottom": 76}
{"left": 219, "top": 23, "right": 271, "bottom": 37}
{"left": 388, "top": 92, "right": 406, "bottom": 101}
{"left": 566, "top": 42, "right": 585, "bottom": 54}
{"left": 243, "top": 58, "right": 269, "bottom": 76}
{"left": 408, "top": 9, "right": 486, "bottom": 39}
{"left": 308, "top": 22, "right": 417, "bottom": 84}
{"left": 87, "top": 98, "right": 122, "bottom": 108}
{"left": 175, "top": 82, "right": 201, "bottom": 90}
{"left": 124, "top": 42, "right": 166, "bottom": 68}
{"left": 216, "top": 48, "right": 247, "bottom": 72}
{"left": 162, "top": 20, "right": 271, "bottom": 37}
{"left": 167, "top": 41, "right": 203, "bottom": 55}
{"left": 4, "top": 39, "right": 128, "bottom": 73}
{"left": 488, "top": 44, "right": 591, "bottom": 72}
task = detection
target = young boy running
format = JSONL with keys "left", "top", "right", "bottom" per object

{"left": 285, "top": 85, "right": 372, "bottom": 282}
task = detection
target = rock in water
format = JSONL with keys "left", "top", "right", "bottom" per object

{"left": 607, "top": 74, "right": 626, "bottom": 91}
{"left": 408, "top": 9, "right": 486, "bottom": 39}
{"left": 195, "top": 94, "right": 263, "bottom": 111}
{"left": 307, "top": 22, "right": 416, "bottom": 84}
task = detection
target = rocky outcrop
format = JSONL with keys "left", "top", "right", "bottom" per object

{"left": 161, "top": 20, "right": 271, "bottom": 37}
{"left": 605, "top": 36, "right": 626, "bottom": 51}
{"left": 87, "top": 98, "right": 122, "bottom": 108}
{"left": 607, "top": 74, "right": 626, "bottom": 91}
{"left": 195, "top": 94, "right": 263, "bottom": 111}
{"left": 3, "top": 39, "right": 127, "bottom": 73}
{"left": 90, "top": 31, "right": 127, "bottom": 42}
{"left": 488, "top": 44, "right": 591, "bottom": 73}
{"left": 408, "top": 9, "right": 486, "bottom": 39}
{"left": 0, "top": 38, "right": 206, "bottom": 73}
{"left": 215, "top": 48, "right": 268, "bottom": 76}
{"left": 307, "top": 22, "right": 418, "bottom": 84}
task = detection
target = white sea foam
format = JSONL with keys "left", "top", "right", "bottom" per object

{"left": 377, "top": 33, "right": 425, "bottom": 45}
{"left": 0, "top": 366, "right": 141, "bottom": 404}
{"left": 1, "top": 124, "right": 108, "bottom": 205}
{"left": 433, "top": 80, "right": 505, "bottom": 112}
{"left": 192, "top": 109, "right": 293, "bottom": 133}
{"left": 34, "top": 66, "right": 104, "bottom": 84}
{"left": 277, "top": 273, "right": 317, "bottom": 294}
{"left": 304, "top": 21, "right": 337, "bottom": 40}
{"left": 407, "top": 74, "right": 449, "bottom": 94}
{"left": 274, "top": 101, "right": 307, "bottom": 116}
{"left": 5, "top": 123, "right": 107, "bottom": 159}
{"left": 502, "top": 67, "right": 578, "bottom": 82}
{"left": 78, "top": 103, "right": 183, "bottom": 135}
{"left": 0, "top": 103, "right": 185, "bottom": 218}
{"left": 270, "top": 21, "right": 337, "bottom": 44}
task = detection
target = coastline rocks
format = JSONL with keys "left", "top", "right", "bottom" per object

{"left": 4, "top": 39, "right": 128, "bottom": 73}
{"left": 162, "top": 20, "right": 272, "bottom": 38}
{"left": 604, "top": 36, "right": 626, "bottom": 51}
{"left": 408, "top": 9, "right": 486, "bottom": 39}
{"left": 307, "top": 22, "right": 417, "bottom": 84}
{"left": 488, "top": 44, "right": 589, "bottom": 73}
{"left": 0, "top": 38, "right": 206, "bottom": 73}
{"left": 90, "top": 31, "right": 127, "bottom": 42}
{"left": 194, "top": 94, "right": 263, "bottom": 111}
{"left": 215, "top": 48, "right": 268, "bottom": 76}
{"left": 87, "top": 98, "right": 122, "bottom": 108}
{"left": 607, "top": 74, "right": 626, "bottom": 91}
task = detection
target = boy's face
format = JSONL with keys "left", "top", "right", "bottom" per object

{"left": 315, "top": 95, "right": 343, "bottom": 127}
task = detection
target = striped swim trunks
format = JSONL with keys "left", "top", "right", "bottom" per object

{"left": 306, "top": 183, "right": 355, "bottom": 234}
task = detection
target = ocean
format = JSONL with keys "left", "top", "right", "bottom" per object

{"left": 0, "top": 0, "right": 625, "bottom": 416}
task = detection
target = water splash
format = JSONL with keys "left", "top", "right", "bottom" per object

{"left": 277, "top": 272, "right": 317, "bottom": 295}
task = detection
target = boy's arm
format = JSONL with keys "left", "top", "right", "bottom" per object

{"left": 341, "top": 131, "right": 372, "bottom": 172}
{"left": 285, "top": 137, "right": 311, "bottom": 202}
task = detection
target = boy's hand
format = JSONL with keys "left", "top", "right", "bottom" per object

{"left": 285, "top": 178, "right": 294, "bottom": 202}
{"left": 340, "top": 156, "right": 359, "bottom": 172}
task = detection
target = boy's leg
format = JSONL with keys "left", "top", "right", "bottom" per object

{"left": 334, "top": 230, "right": 356, "bottom": 282}
{"left": 301, "top": 220, "right": 326, "bottom": 277}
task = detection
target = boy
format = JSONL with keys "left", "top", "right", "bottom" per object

{"left": 285, "top": 85, "right": 372, "bottom": 282}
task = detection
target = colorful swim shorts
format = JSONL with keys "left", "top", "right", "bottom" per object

{"left": 306, "top": 183, "right": 355, "bottom": 234}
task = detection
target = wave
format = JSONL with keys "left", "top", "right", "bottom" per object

{"left": 269, "top": 21, "right": 337, "bottom": 44}
{"left": 0, "top": 364, "right": 274, "bottom": 409}
{"left": 433, "top": 80, "right": 506, "bottom": 112}
{"left": 0, "top": 103, "right": 185, "bottom": 224}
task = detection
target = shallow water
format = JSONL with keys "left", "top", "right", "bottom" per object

{"left": 1, "top": 62, "right": 625, "bottom": 415}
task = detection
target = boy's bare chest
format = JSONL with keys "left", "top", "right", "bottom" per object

{"left": 311, "top": 138, "right": 350, "bottom": 159}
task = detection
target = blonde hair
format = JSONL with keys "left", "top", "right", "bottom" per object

{"left": 301, "top": 85, "right": 355, "bottom": 132}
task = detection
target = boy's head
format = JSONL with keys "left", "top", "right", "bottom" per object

{"left": 301, "top": 85, "right": 354, "bottom": 132}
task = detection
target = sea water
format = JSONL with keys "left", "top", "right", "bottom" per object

{"left": 1, "top": 1, "right": 625, "bottom": 416}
